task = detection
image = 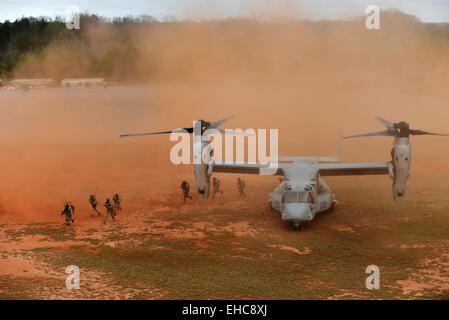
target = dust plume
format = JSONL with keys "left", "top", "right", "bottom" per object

{"left": 1, "top": 9, "right": 449, "bottom": 222}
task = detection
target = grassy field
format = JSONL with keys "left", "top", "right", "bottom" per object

{"left": 1, "top": 169, "right": 448, "bottom": 299}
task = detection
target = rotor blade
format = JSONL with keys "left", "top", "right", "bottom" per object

{"left": 216, "top": 129, "right": 254, "bottom": 136}
{"left": 211, "top": 115, "right": 235, "bottom": 128}
{"left": 120, "top": 131, "right": 172, "bottom": 138}
{"left": 120, "top": 127, "right": 193, "bottom": 138}
{"left": 376, "top": 116, "right": 394, "bottom": 128}
{"left": 344, "top": 130, "right": 391, "bottom": 139}
{"left": 410, "top": 129, "right": 449, "bottom": 136}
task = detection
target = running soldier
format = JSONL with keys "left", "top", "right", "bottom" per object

{"left": 181, "top": 180, "right": 193, "bottom": 204}
{"left": 103, "top": 198, "right": 115, "bottom": 224}
{"left": 61, "top": 202, "right": 75, "bottom": 226}
{"left": 112, "top": 192, "right": 122, "bottom": 212}
{"left": 89, "top": 194, "right": 101, "bottom": 217}
{"left": 237, "top": 177, "right": 246, "bottom": 197}
{"left": 212, "top": 177, "right": 223, "bottom": 198}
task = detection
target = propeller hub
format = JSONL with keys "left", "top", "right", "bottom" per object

{"left": 394, "top": 121, "right": 410, "bottom": 137}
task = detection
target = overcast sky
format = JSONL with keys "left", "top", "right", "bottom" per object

{"left": 1, "top": 0, "right": 448, "bottom": 23}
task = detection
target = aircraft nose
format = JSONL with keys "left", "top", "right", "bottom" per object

{"left": 282, "top": 204, "right": 314, "bottom": 222}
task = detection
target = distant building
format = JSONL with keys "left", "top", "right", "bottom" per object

{"left": 61, "top": 78, "right": 107, "bottom": 88}
{"left": 8, "top": 78, "right": 56, "bottom": 89}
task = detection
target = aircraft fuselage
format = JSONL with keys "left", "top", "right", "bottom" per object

{"left": 269, "top": 177, "right": 336, "bottom": 229}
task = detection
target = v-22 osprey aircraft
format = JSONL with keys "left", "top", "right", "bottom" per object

{"left": 121, "top": 116, "right": 448, "bottom": 230}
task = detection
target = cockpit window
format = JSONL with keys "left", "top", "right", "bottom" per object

{"left": 284, "top": 191, "right": 297, "bottom": 203}
{"left": 283, "top": 191, "right": 313, "bottom": 203}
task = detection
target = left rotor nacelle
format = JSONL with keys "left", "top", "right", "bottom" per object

{"left": 389, "top": 137, "right": 411, "bottom": 202}
{"left": 193, "top": 120, "right": 214, "bottom": 199}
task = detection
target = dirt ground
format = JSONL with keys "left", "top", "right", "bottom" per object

{"left": 0, "top": 162, "right": 448, "bottom": 299}
{"left": 0, "top": 83, "right": 448, "bottom": 299}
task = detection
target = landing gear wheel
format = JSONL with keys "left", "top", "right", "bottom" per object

{"left": 269, "top": 202, "right": 275, "bottom": 211}
{"left": 293, "top": 222, "right": 301, "bottom": 231}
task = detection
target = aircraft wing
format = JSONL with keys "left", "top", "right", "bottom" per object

{"left": 317, "top": 162, "right": 391, "bottom": 176}
{"left": 278, "top": 156, "right": 340, "bottom": 163}
{"left": 211, "top": 162, "right": 391, "bottom": 177}
{"left": 212, "top": 162, "right": 284, "bottom": 175}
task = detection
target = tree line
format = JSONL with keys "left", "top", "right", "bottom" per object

{"left": 0, "top": 14, "right": 157, "bottom": 80}
{"left": 0, "top": 11, "right": 448, "bottom": 83}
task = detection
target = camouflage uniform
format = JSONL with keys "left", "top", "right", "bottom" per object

{"left": 181, "top": 181, "right": 192, "bottom": 204}
{"left": 103, "top": 198, "right": 115, "bottom": 224}
{"left": 212, "top": 177, "right": 223, "bottom": 198}
{"left": 61, "top": 202, "right": 75, "bottom": 225}
{"left": 237, "top": 177, "right": 246, "bottom": 197}
{"left": 89, "top": 194, "right": 101, "bottom": 217}
{"left": 112, "top": 193, "right": 122, "bottom": 212}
